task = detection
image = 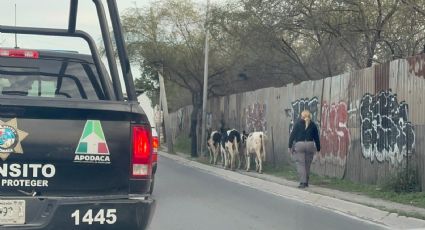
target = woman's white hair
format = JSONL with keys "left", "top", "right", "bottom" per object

{"left": 301, "top": 110, "right": 312, "bottom": 128}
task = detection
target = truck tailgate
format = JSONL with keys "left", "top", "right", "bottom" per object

{"left": 0, "top": 100, "right": 143, "bottom": 197}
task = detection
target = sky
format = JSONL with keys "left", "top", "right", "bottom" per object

{"left": 0, "top": 0, "right": 156, "bottom": 125}
{"left": 0, "top": 0, "right": 218, "bottom": 126}
{"left": 0, "top": 0, "right": 151, "bottom": 53}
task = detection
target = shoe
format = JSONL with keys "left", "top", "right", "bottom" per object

{"left": 305, "top": 182, "right": 309, "bottom": 187}
{"left": 298, "top": 183, "right": 306, "bottom": 188}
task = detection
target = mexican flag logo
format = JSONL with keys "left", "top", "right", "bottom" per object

{"left": 74, "top": 120, "right": 111, "bottom": 164}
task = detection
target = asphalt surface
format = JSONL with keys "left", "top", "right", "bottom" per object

{"left": 148, "top": 156, "right": 386, "bottom": 230}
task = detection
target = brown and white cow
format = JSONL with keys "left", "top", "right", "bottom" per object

{"left": 207, "top": 131, "right": 222, "bottom": 165}
{"left": 245, "top": 132, "right": 267, "bottom": 173}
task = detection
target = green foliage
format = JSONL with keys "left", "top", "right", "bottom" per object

{"left": 120, "top": 0, "right": 425, "bottom": 103}
{"left": 134, "top": 63, "right": 159, "bottom": 106}
{"left": 122, "top": 0, "right": 220, "bottom": 97}
{"left": 262, "top": 163, "right": 299, "bottom": 181}
{"left": 174, "top": 135, "right": 191, "bottom": 154}
{"left": 383, "top": 167, "right": 421, "bottom": 193}
{"left": 212, "top": 0, "right": 425, "bottom": 82}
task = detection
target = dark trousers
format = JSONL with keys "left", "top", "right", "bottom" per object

{"left": 294, "top": 141, "right": 315, "bottom": 184}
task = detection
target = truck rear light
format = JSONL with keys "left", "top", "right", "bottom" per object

{"left": 152, "top": 136, "right": 159, "bottom": 162}
{"left": 0, "top": 48, "right": 39, "bottom": 59}
{"left": 131, "top": 125, "right": 152, "bottom": 178}
{"left": 152, "top": 136, "right": 159, "bottom": 152}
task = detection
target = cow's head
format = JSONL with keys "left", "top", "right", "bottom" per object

{"left": 241, "top": 130, "right": 249, "bottom": 144}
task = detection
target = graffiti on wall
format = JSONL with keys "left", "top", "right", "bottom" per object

{"left": 289, "top": 97, "right": 319, "bottom": 133}
{"left": 407, "top": 55, "right": 425, "bottom": 78}
{"left": 319, "top": 101, "right": 350, "bottom": 165}
{"left": 245, "top": 103, "right": 267, "bottom": 132}
{"left": 292, "top": 97, "right": 319, "bottom": 121}
{"left": 288, "top": 97, "right": 350, "bottom": 165}
{"left": 360, "top": 90, "right": 415, "bottom": 164}
{"left": 288, "top": 97, "right": 319, "bottom": 134}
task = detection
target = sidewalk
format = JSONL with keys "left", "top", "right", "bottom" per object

{"left": 159, "top": 149, "right": 425, "bottom": 230}
{"left": 241, "top": 168, "right": 425, "bottom": 217}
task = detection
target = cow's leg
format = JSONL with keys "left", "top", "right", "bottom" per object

{"left": 220, "top": 146, "right": 227, "bottom": 168}
{"left": 208, "top": 146, "right": 213, "bottom": 164}
{"left": 237, "top": 151, "right": 241, "bottom": 170}
{"left": 238, "top": 152, "right": 242, "bottom": 169}
{"left": 255, "top": 156, "right": 259, "bottom": 172}
{"left": 221, "top": 147, "right": 225, "bottom": 167}
{"left": 222, "top": 146, "right": 226, "bottom": 168}
{"left": 240, "top": 151, "right": 245, "bottom": 169}
{"left": 226, "top": 149, "right": 230, "bottom": 169}
{"left": 213, "top": 146, "right": 218, "bottom": 165}
{"left": 226, "top": 149, "right": 229, "bottom": 168}
{"left": 232, "top": 148, "right": 235, "bottom": 170}
{"left": 246, "top": 151, "right": 250, "bottom": 171}
{"left": 229, "top": 147, "right": 235, "bottom": 171}
{"left": 224, "top": 146, "right": 229, "bottom": 169}
{"left": 258, "top": 154, "right": 263, "bottom": 174}
{"left": 227, "top": 152, "right": 230, "bottom": 168}
{"left": 233, "top": 150, "right": 237, "bottom": 171}
{"left": 230, "top": 153, "right": 234, "bottom": 170}
{"left": 215, "top": 148, "right": 219, "bottom": 165}
{"left": 212, "top": 147, "right": 216, "bottom": 165}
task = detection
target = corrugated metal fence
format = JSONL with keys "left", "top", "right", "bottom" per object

{"left": 169, "top": 54, "right": 425, "bottom": 189}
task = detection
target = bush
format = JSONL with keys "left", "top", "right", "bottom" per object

{"left": 383, "top": 167, "right": 421, "bottom": 193}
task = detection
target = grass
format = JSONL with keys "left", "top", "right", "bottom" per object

{"left": 262, "top": 163, "right": 425, "bottom": 210}
{"left": 173, "top": 136, "right": 210, "bottom": 159}
{"left": 262, "top": 164, "right": 298, "bottom": 181}
{"left": 173, "top": 135, "right": 191, "bottom": 155}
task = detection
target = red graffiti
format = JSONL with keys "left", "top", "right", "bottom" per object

{"left": 245, "top": 103, "right": 267, "bottom": 132}
{"left": 319, "top": 101, "right": 350, "bottom": 165}
{"left": 407, "top": 54, "right": 425, "bottom": 78}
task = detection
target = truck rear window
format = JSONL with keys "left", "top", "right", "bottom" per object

{"left": 0, "top": 57, "right": 104, "bottom": 100}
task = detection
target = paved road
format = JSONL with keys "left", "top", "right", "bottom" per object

{"left": 148, "top": 156, "right": 386, "bottom": 230}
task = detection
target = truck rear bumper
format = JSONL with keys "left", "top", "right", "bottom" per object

{"left": 1, "top": 196, "right": 155, "bottom": 230}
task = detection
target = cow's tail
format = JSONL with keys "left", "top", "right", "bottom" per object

{"left": 261, "top": 134, "right": 266, "bottom": 161}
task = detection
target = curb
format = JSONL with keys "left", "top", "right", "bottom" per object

{"left": 239, "top": 169, "right": 425, "bottom": 216}
{"left": 159, "top": 151, "right": 425, "bottom": 230}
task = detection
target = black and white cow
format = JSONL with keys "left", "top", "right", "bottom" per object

{"left": 224, "top": 129, "right": 242, "bottom": 171}
{"left": 207, "top": 131, "right": 222, "bottom": 165}
{"left": 219, "top": 129, "right": 229, "bottom": 167}
{"left": 239, "top": 130, "right": 249, "bottom": 169}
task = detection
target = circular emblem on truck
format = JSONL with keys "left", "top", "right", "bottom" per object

{"left": 0, "top": 125, "right": 19, "bottom": 150}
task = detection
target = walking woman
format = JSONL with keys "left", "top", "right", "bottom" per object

{"left": 288, "top": 110, "right": 320, "bottom": 188}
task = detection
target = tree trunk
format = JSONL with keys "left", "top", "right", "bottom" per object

{"left": 190, "top": 92, "right": 202, "bottom": 157}
{"left": 190, "top": 109, "right": 198, "bottom": 157}
{"left": 366, "top": 42, "right": 377, "bottom": 67}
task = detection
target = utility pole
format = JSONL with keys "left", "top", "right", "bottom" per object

{"left": 200, "top": 0, "right": 210, "bottom": 157}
